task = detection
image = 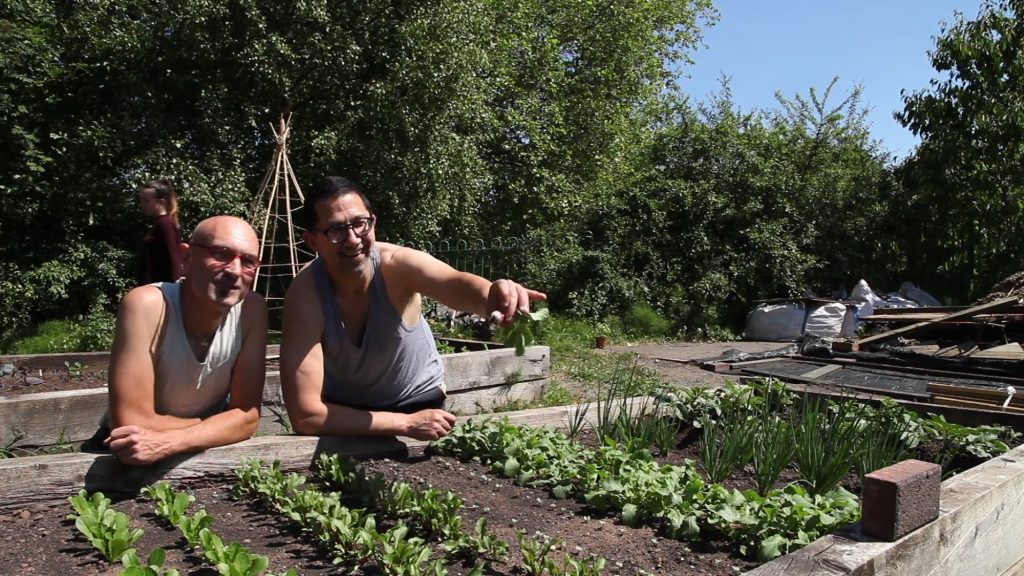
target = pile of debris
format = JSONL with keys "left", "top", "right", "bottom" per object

{"left": 974, "top": 271, "right": 1024, "bottom": 305}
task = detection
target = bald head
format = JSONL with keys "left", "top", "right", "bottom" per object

{"left": 190, "top": 215, "right": 258, "bottom": 249}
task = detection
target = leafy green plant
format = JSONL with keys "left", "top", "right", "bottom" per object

{"left": 120, "top": 548, "right": 180, "bottom": 576}
{"left": 499, "top": 308, "right": 550, "bottom": 355}
{"left": 432, "top": 416, "right": 859, "bottom": 561}
{"left": 921, "top": 414, "right": 1019, "bottom": 474}
{"left": 142, "top": 482, "right": 194, "bottom": 526}
{"left": 177, "top": 509, "right": 214, "bottom": 548}
{"left": 199, "top": 528, "right": 294, "bottom": 576}
{"left": 67, "top": 489, "right": 143, "bottom": 562}
{"left": 621, "top": 303, "right": 672, "bottom": 338}
{"left": 517, "top": 531, "right": 559, "bottom": 576}
{"left": 373, "top": 524, "right": 442, "bottom": 576}
{"left": 854, "top": 399, "right": 917, "bottom": 479}
{"left": 64, "top": 360, "right": 84, "bottom": 378}
{"left": 440, "top": 517, "right": 509, "bottom": 565}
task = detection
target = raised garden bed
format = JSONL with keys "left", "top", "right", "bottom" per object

{"left": 2, "top": 385, "right": 1023, "bottom": 575}
{"left": 0, "top": 346, "right": 549, "bottom": 453}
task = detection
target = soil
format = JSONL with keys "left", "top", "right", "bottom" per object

{"left": 1, "top": 436, "right": 764, "bottom": 576}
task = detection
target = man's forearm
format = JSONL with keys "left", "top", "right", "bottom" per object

{"left": 291, "top": 402, "right": 409, "bottom": 437}
{"left": 165, "top": 408, "right": 261, "bottom": 454}
{"left": 111, "top": 411, "right": 202, "bottom": 432}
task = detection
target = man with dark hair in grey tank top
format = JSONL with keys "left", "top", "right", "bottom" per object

{"left": 280, "top": 176, "right": 546, "bottom": 441}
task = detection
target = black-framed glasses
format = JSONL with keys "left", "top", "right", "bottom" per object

{"left": 318, "top": 215, "right": 375, "bottom": 244}
{"left": 190, "top": 242, "right": 261, "bottom": 274}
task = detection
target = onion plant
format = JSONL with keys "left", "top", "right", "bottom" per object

{"left": 854, "top": 399, "right": 917, "bottom": 480}
{"left": 791, "top": 394, "right": 866, "bottom": 495}
{"left": 699, "top": 403, "right": 753, "bottom": 483}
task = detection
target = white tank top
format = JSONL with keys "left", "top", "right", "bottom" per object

{"left": 153, "top": 281, "right": 244, "bottom": 417}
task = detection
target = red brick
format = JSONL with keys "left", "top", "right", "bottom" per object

{"left": 861, "top": 459, "right": 941, "bottom": 541}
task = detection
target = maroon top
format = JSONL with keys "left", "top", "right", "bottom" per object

{"left": 139, "top": 215, "right": 183, "bottom": 284}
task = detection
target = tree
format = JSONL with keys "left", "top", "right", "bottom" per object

{"left": 0, "top": 0, "right": 715, "bottom": 344}
{"left": 895, "top": 0, "right": 1024, "bottom": 300}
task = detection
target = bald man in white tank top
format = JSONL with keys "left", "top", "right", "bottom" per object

{"left": 102, "top": 215, "right": 267, "bottom": 465}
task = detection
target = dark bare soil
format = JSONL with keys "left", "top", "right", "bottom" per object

{"left": 0, "top": 367, "right": 109, "bottom": 397}
{"left": 0, "top": 440, "right": 761, "bottom": 576}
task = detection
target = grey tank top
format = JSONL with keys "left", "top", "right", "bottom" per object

{"left": 313, "top": 248, "right": 444, "bottom": 409}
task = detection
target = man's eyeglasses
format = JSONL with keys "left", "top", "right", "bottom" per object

{"left": 190, "top": 242, "right": 261, "bottom": 274}
{"left": 318, "top": 216, "right": 375, "bottom": 244}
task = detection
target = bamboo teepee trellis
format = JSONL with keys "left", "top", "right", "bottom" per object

{"left": 250, "top": 113, "right": 314, "bottom": 324}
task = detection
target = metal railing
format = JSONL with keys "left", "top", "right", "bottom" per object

{"left": 402, "top": 237, "right": 527, "bottom": 280}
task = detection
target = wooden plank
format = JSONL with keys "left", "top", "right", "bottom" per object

{"left": 445, "top": 379, "right": 549, "bottom": 415}
{"left": 262, "top": 346, "right": 549, "bottom": 400}
{"left": 794, "top": 354, "right": 1024, "bottom": 387}
{"left": 254, "top": 380, "right": 552, "bottom": 433}
{"left": 0, "top": 388, "right": 107, "bottom": 447}
{"left": 931, "top": 395, "right": 1024, "bottom": 414}
{"left": 700, "top": 357, "right": 788, "bottom": 374}
{"left": 747, "top": 442, "right": 1024, "bottom": 575}
{"left": 798, "top": 364, "right": 842, "bottom": 380}
{"left": 0, "top": 344, "right": 283, "bottom": 372}
{"left": 441, "top": 346, "right": 549, "bottom": 392}
{"left": 0, "top": 397, "right": 650, "bottom": 509}
{"left": 854, "top": 296, "right": 1022, "bottom": 347}
{"left": 0, "top": 347, "right": 550, "bottom": 448}
{"left": 928, "top": 382, "right": 1023, "bottom": 404}
{"left": 970, "top": 342, "right": 1024, "bottom": 361}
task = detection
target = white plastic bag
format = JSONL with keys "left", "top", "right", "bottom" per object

{"left": 743, "top": 303, "right": 806, "bottom": 341}
{"left": 899, "top": 281, "right": 942, "bottom": 307}
{"left": 804, "top": 302, "right": 852, "bottom": 339}
{"left": 850, "top": 279, "right": 885, "bottom": 308}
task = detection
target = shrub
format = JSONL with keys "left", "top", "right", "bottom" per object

{"left": 10, "top": 304, "right": 116, "bottom": 353}
{"left": 621, "top": 303, "right": 672, "bottom": 338}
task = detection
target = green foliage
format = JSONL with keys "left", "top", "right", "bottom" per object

{"left": 750, "top": 391, "right": 796, "bottom": 495}
{"left": 853, "top": 399, "right": 918, "bottom": 480}
{"left": 142, "top": 482, "right": 195, "bottom": 526}
{"left": 922, "top": 413, "right": 1019, "bottom": 474}
{"left": 1, "top": 0, "right": 716, "bottom": 337}
{"left": 499, "top": 308, "right": 550, "bottom": 356}
{"left": 120, "top": 548, "right": 180, "bottom": 576}
{"left": 620, "top": 303, "right": 672, "bottom": 338}
{"left": 896, "top": 0, "right": 1024, "bottom": 300}
{"left": 699, "top": 403, "right": 753, "bottom": 483}
{"left": 791, "top": 396, "right": 866, "bottom": 496}
{"left": 67, "top": 489, "right": 144, "bottom": 563}
{"left": 431, "top": 417, "right": 860, "bottom": 561}
{"left": 8, "top": 302, "right": 116, "bottom": 354}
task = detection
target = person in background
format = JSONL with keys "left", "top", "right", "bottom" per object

{"left": 138, "top": 178, "right": 184, "bottom": 284}
{"left": 280, "top": 176, "right": 546, "bottom": 441}
{"left": 91, "top": 215, "right": 268, "bottom": 465}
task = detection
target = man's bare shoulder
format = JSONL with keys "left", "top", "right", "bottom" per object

{"left": 241, "top": 290, "right": 267, "bottom": 314}
{"left": 285, "top": 263, "right": 317, "bottom": 296}
{"left": 119, "top": 285, "right": 166, "bottom": 315}
{"left": 378, "top": 242, "right": 432, "bottom": 268}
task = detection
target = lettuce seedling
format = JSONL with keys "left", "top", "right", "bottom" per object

{"left": 67, "top": 489, "right": 143, "bottom": 562}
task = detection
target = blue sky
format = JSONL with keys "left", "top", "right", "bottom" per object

{"left": 679, "top": 1, "right": 982, "bottom": 158}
